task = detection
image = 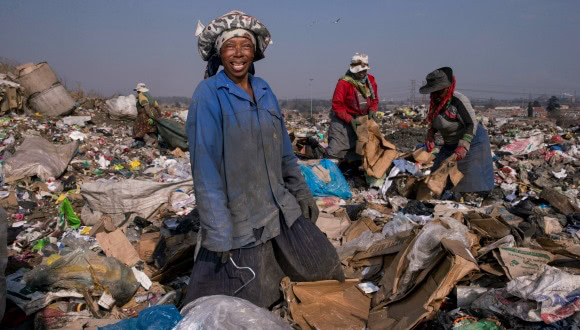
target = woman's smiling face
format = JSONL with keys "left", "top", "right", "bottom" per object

{"left": 220, "top": 37, "right": 255, "bottom": 82}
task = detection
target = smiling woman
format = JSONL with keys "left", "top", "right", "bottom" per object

{"left": 220, "top": 36, "right": 255, "bottom": 98}
{"left": 183, "top": 10, "right": 344, "bottom": 309}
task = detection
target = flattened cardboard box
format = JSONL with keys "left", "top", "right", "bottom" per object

{"left": 282, "top": 277, "right": 370, "bottom": 330}
{"left": 370, "top": 233, "right": 478, "bottom": 330}
{"left": 493, "top": 247, "right": 554, "bottom": 279}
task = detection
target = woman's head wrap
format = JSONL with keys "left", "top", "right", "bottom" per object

{"left": 349, "top": 53, "right": 370, "bottom": 73}
{"left": 196, "top": 10, "right": 271, "bottom": 78}
{"left": 214, "top": 28, "right": 256, "bottom": 54}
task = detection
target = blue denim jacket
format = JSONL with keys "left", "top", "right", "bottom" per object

{"left": 187, "top": 71, "right": 310, "bottom": 252}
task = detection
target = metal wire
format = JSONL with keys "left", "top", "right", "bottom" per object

{"left": 229, "top": 256, "right": 256, "bottom": 295}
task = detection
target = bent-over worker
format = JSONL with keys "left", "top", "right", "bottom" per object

{"left": 419, "top": 67, "right": 494, "bottom": 195}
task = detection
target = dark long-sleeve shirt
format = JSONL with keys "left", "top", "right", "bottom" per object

{"left": 431, "top": 91, "right": 478, "bottom": 150}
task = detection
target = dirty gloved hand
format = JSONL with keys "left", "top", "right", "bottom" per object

{"left": 298, "top": 197, "right": 319, "bottom": 223}
{"left": 217, "top": 251, "right": 231, "bottom": 264}
{"left": 350, "top": 118, "right": 360, "bottom": 133}
{"left": 425, "top": 128, "right": 435, "bottom": 152}
{"left": 454, "top": 146, "right": 467, "bottom": 161}
{"left": 368, "top": 111, "right": 378, "bottom": 121}
{"left": 147, "top": 118, "right": 154, "bottom": 126}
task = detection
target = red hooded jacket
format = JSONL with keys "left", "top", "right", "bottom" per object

{"left": 331, "top": 74, "right": 379, "bottom": 123}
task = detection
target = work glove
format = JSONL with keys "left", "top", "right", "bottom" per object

{"left": 425, "top": 128, "right": 435, "bottom": 152}
{"left": 368, "top": 111, "right": 378, "bottom": 121}
{"left": 350, "top": 118, "right": 360, "bottom": 133}
{"left": 298, "top": 197, "right": 319, "bottom": 223}
{"left": 217, "top": 251, "right": 231, "bottom": 264}
{"left": 147, "top": 118, "right": 154, "bottom": 126}
{"left": 454, "top": 146, "right": 467, "bottom": 161}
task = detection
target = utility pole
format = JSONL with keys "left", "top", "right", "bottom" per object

{"left": 309, "top": 78, "right": 314, "bottom": 121}
{"left": 410, "top": 80, "right": 416, "bottom": 109}
{"left": 421, "top": 80, "right": 427, "bottom": 105}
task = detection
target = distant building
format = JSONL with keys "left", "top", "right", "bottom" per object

{"left": 494, "top": 106, "right": 521, "bottom": 111}
{"left": 533, "top": 107, "right": 547, "bottom": 118}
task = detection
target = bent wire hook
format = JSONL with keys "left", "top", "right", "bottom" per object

{"left": 229, "top": 256, "right": 257, "bottom": 295}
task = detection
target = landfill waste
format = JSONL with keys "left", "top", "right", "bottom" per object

{"left": 0, "top": 63, "right": 578, "bottom": 329}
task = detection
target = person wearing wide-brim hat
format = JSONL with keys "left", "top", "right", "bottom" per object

{"left": 183, "top": 10, "right": 344, "bottom": 308}
{"left": 132, "top": 82, "right": 161, "bottom": 148}
{"left": 419, "top": 67, "right": 494, "bottom": 195}
{"left": 326, "top": 53, "right": 379, "bottom": 161}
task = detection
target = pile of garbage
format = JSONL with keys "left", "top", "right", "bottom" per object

{"left": 0, "top": 61, "right": 579, "bottom": 329}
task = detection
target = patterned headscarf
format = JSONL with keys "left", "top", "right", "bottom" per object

{"left": 214, "top": 28, "right": 256, "bottom": 54}
{"left": 196, "top": 10, "right": 271, "bottom": 78}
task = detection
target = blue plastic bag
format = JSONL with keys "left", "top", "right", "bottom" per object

{"left": 300, "top": 159, "right": 352, "bottom": 199}
{"left": 100, "top": 305, "right": 182, "bottom": 330}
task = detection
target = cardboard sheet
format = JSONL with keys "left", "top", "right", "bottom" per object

{"left": 493, "top": 247, "right": 554, "bottom": 279}
{"left": 138, "top": 232, "right": 161, "bottom": 261}
{"left": 344, "top": 217, "right": 380, "bottom": 242}
{"left": 465, "top": 212, "right": 512, "bottom": 239}
{"left": 355, "top": 117, "right": 400, "bottom": 179}
{"left": 370, "top": 222, "right": 478, "bottom": 330}
{"left": 96, "top": 229, "right": 141, "bottom": 266}
{"left": 316, "top": 210, "right": 351, "bottom": 241}
{"left": 282, "top": 277, "right": 370, "bottom": 330}
{"left": 411, "top": 148, "right": 435, "bottom": 164}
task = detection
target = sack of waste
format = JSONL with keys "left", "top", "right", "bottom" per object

{"left": 156, "top": 118, "right": 189, "bottom": 150}
{"left": 105, "top": 94, "right": 137, "bottom": 120}
{"left": 23, "top": 248, "right": 139, "bottom": 306}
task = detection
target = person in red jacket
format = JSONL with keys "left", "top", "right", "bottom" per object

{"left": 326, "top": 53, "right": 379, "bottom": 160}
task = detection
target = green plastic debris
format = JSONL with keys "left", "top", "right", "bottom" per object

{"left": 58, "top": 198, "right": 81, "bottom": 230}
{"left": 32, "top": 238, "right": 49, "bottom": 251}
{"left": 455, "top": 319, "right": 500, "bottom": 330}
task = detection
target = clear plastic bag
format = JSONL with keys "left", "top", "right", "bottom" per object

{"left": 174, "top": 295, "right": 291, "bottom": 330}
{"left": 300, "top": 159, "right": 352, "bottom": 199}
{"left": 395, "top": 217, "right": 470, "bottom": 299}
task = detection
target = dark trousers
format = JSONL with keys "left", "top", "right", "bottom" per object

{"left": 184, "top": 216, "right": 344, "bottom": 308}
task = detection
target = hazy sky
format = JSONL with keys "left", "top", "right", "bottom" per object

{"left": 1, "top": 0, "right": 579, "bottom": 101}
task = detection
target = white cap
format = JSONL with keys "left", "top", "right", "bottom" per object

{"left": 134, "top": 83, "right": 149, "bottom": 93}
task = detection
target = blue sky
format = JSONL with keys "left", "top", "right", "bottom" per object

{"left": 1, "top": 0, "right": 579, "bottom": 100}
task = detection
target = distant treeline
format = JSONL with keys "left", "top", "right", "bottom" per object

{"left": 157, "top": 96, "right": 192, "bottom": 106}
